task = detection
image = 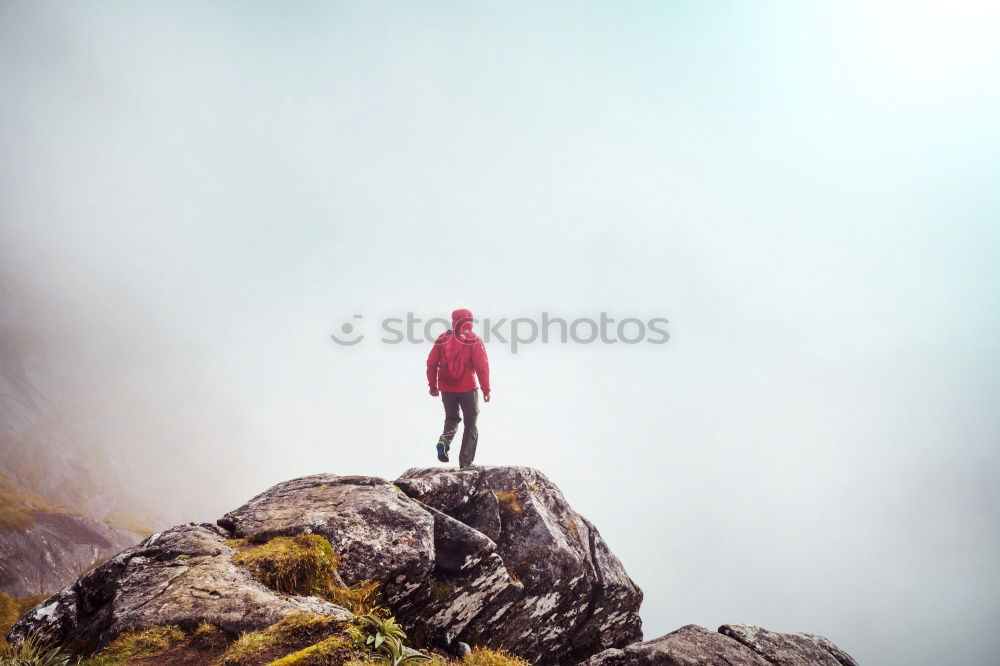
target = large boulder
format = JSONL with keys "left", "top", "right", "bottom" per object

{"left": 394, "top": 466, "right": 643, "bottom": 662}
{"left": 577, "top": 624, "right": 859, "bottom": 666}
{"left": 7, "top": 523, "right": 350, "bottom": 652}
{"left": 217, "top": 474, "right": 435, "bottom": 605}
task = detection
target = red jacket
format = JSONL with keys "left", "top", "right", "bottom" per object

{"left": 426, "top": 308, "right": 491, "bottom": 394}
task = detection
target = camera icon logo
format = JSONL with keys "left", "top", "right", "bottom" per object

{"left": 329, "top": 315, "right": 364, "bottom": 346}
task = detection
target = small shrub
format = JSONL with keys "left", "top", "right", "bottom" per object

{"left": 351, "top": 614, "right": 429, "bottom": 666}
{"left": 329, "top": 580, "right": 382, "bottom": 617}
{"left": 194, "top": 621, "right": 219, "bottom": 637}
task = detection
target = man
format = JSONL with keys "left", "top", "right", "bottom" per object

{"left": 426, "top": 308, "right": 491, "bottom": 469}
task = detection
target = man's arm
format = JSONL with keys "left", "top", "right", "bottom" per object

{"left": 426, "top": 342, "right": 441, "bottom": 396}
{"left": 474, "top": 340, "right": 490, "bottom": 401}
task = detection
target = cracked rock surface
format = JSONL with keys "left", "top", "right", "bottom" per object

{"left": 394, "top": 466, "right": 643, "bottom": 663}
{"left": 577, "top": 624, "right": 859, "bottom": 666}
{"left": 7, "top": 523, "right": 350, "bottom": 651}
{"left": 217, "top": 474, "right": 435, "bottom": 605}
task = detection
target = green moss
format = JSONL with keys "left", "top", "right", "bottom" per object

{"left": 492, "top": 491, "right": 523, "bottom": 524}
{"left": 77, "top": 622, "right": 227, "bottom": 665}
{"left": 233, "top": 535, "right": 338, "bottom": 595}
{"left": 219, "top": 612, "right": 343, "bottom": 665}
{"left": 232, "top": 535, "right": 381, "bottom": 615}
{"left": 94, "top": 625, "right": 188, "bottom": 664}
{"left": 264, "top": 635, "right": 349, "bottom": 665}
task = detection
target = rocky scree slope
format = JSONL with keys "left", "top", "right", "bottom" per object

{"left": 7, "top": 466, "right": 858, "bottom": 665}
{"left": 0, "top": 511, "right": 139, "bottom": 598}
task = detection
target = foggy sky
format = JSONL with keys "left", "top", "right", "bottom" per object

{"left": 1, "top": 2, "right": 999, "bottom": 665}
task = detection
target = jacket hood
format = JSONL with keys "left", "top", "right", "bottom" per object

{"left": 451, "top": 308, "right": 474, "bottom": 334}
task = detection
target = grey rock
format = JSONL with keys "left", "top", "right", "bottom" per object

{"left": 719, "top": 624, "right": 859, "bottom": 666}
{"left": 391, "top": 502, "right": 521, "bottom": 647}
{"left": 0, "top": 512, "right": 141, "bottom": 597}
{"left": 578, "top": 624, "right": 773, "bottom": 666}
{"left": 578, "top": 624, "right": 859, "bottom": 666}
{"left": 395, "top": 466, "right": 642, "bottom": 663}
{"left": 7, "top": 523, "right": 350, "bottom": 651}
{"left": 217, "top": 474, "right": 436, "bottom": 605}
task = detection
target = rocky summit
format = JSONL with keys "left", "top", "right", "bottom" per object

{"left": 7, "top": 466, "right": 859, "bottom": 665}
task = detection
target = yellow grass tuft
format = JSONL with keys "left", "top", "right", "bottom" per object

{"left": 492, "top": 491, "right": 523, "bottom": 523}
{"left": 96, "top": 624, "right": 188, "bottom": 662}
{"left": 0, "top": 591, "right": 47, "bottom": 651}
{"left": 264, "top": 635, "right": 348, "bottom": 665}
{"left": 463, "top": 646, "right": 533, "bottom": 666}
{"left": 219, "top": 612, "right": 341, "bottom": 665}
{"left": 233, "top": 535, "right": 339, "bottom": 595}
{"left": 232, "top": 535, "right": 381, "bottom": 615}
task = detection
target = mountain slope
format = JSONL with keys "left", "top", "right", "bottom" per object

{"left": 0, "top": 281, "right": 154, "bottom": 597}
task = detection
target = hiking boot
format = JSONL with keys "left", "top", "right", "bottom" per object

{"left": 436, "top": 441, "right": 450, "bottom": 463}
{"left": 459, "top": 463, "right": 476, "bottom": 471}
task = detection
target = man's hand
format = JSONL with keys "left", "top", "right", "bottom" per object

{"left": 429, "top": 388, "right": 439, "bottom": 397}
{"left": 483, "top": 392, "right": 491, "bottom": 403}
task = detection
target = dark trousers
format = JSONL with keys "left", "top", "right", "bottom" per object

{"left": 439, "top": 389, "right": 479, "bottom": 467}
